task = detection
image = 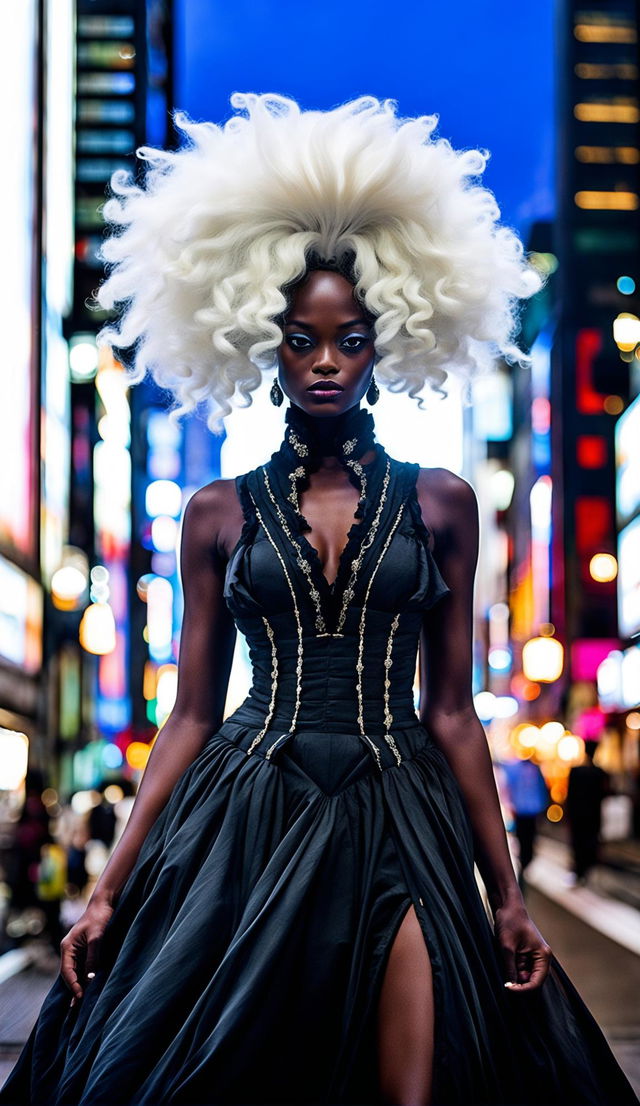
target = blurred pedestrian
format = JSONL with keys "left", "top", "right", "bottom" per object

{"left": 4, "top": 773, "right": 63, "bottom": 952}
{"left": 87, "top": 783, "right": 117, "bottom": 849}
{"left": 501, "top": 758, "right": 550, "bottom": 888}
{"left": 567, "top": 739, "right": 610, "bottom": 884}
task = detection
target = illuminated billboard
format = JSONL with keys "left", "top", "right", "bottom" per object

{"left": 616, "top": 393, "right": 640, "bottom": 530}
{"left": 618, "top": 515, "right": 640, "bottom": 640}
{"left": 0, "top": 0, "right": 37, "bottom": 561}
{"left": 0, "top": 555, "right": 43, "bottom": 675}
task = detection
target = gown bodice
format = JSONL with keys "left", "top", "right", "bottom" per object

{"left": 223, "top": 420, "right": 450, "bottom": 767}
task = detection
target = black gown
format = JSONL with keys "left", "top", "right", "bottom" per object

{"left": 1, "top": 407, "right": 637, "bottom": 1106}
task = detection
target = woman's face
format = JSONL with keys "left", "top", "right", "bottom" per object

{"left": 277, "top": 270, "right": 375, "bottom": 417}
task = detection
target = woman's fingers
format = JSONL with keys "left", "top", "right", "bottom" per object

{"left": 505, "top": 945, "right": 552, "bottom": 992}
{"left": 500, "top": 941, "right": 517, "bottom": 985}
{"left": 60, "top": 935, "right": 85, "bottom": 1002}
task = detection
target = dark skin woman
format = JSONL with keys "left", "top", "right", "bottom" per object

{"left": 60, "top": 270, "right": 551, "bottom": 1106}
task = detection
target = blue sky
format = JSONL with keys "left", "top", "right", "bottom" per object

{"left": 174, "top": 0, "right": 555, "bottom": 239}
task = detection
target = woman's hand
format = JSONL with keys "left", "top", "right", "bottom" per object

{"left": 60, "top": 895, "right": 115, "bottom": 1005}
{"left": 494, "top": 901, "right": 552, "bottom": 992}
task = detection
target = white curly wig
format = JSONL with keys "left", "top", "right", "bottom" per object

{"left": 97, "top": 92, "right": 542, "bottom": 430}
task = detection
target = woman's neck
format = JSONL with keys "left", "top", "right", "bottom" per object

{"left": 285, "top": 403, "right": 376, "bottom": 465}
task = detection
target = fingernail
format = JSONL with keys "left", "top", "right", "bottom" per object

{"left": 87, "top": 972, "right": 96, "bottom": 980}
{"left": 504, "top": 981, "right": 516, "bottom": 989}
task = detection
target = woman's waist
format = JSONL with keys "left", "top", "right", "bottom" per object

{"left": 225, "top": 687, "right": 421, "bottom": 732}
{"left": 217, "top": 705, "right": 436, "bottom": 772}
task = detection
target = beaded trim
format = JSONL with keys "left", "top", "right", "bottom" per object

{"left": 356, "top": 502, "right": 406, "bottom": 770}
{"left": 287, "top": 429, "right": 309, "bottom": 458}
{"left": 382, "top": 613, "right": 403, "bottom": 767}
{"left": 246, "top": 494, "right": 304, "bottom": 758}
{"left": 287, "top": 465, "right": 306, "bottom": 512}
{"left": 261, "top": 467, "right": 328, "bottom": 636}
{"left": 247, "top": 618, "right": 278, "bottom": 755}
{"left": 335, "top": 458, "right": 391, "bottom": 635}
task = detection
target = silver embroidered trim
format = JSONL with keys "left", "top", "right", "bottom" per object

{"left": 247, "top": 617, "right": 278, "bottom": 754}
{"left": 288, "top": 430, "right": 309, "bottom": 458}
{"left": 335, "top": 458, "right": 391, "bottom": 635}
{"left": 356, "top": 503, "right": 405, "bottom": 769}
{"left": 262, "top": 467, "right": 328, "bottom": 636}
{"left": 382, "top": 613, "right": 403, "bottom": 767}
{"left": 246, "top": 494, "right": 304, "bottom": 757}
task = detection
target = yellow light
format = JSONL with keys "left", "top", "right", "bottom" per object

{"left": 574, "top": 102, "right": 639, "bottom": 124}
{"left": 575, "top": 145, "right": 640, "bottom": 164}
{"left": 604, "top": 396, "right": 624, "bottom": 415}
{"left": 0, "top": 728, "right": 29, "bottom": 790}
{"left": 575, "top": 63, "right": 638, "bottom": 79}
{"left": 519, "top": 725, "right": 539, "bottom": 748}
{"left": 575, "top": 191, "right": 639, "bottom": 211}
{"left": 522, "top": 637, "right": 564, "bottom": 682}
{"left": 125, "top": 741, "right": 152, "bottom": 772}
{"left": 103, "top": 784, "right": 124, "bottom": 803}
{"left": 550, "top": 782, "right": 566, "bottom": 803}
{"left": 589, "top": 553, "right": 618, "bottom": 582}
{"left": 626, "top": 711, "right": 640, "bottom": 730}
{"left": 51, "top": 565, "right": 87, "bottom": 610}
{"left": 557, "top": 734, "right": 584, "bottom": 762}
{"left": 540, "top": 721, "right": 565, "bottom": 743}
{"left": 79, "top": 602, "right": 116, "bottom": 655}
{"left": 156, "top": 664, "right": 178, "bottom": 719}
{"left": 143, "top": 660, "right": 157, "bottom": 701}
{"left": 547, "top": 804, "right": 564, "bottom": 823}
{"left": 614, "top": 313, "right": 640, "bottom": 351}
{"left": 574, "top": 24, "right": 637, "bottom": 44}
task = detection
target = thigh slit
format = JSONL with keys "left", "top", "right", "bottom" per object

{"left": 376, "top": 902, "right": 435, "bottom": 1106}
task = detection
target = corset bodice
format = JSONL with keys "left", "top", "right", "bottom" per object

{"left": 223, "top": 442, "right": 450, "bottom": 769}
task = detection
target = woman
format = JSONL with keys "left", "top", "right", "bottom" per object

{"left": 1, "top": 94, "right": 636, "bottom": 1106}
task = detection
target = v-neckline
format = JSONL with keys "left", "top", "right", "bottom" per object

{"left": 298, "top": 501, "right": 366, "bottom": 595}
{"left": 262, "top": 445, "right": 390, "bottom": 632}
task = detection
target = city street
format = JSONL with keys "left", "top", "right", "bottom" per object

{"left": 2, "top": 0, "right": 640, "bottom": 1102}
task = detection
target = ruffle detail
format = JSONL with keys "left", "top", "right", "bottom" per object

{"left": 404, "top": 464, "right": 451, "bottom": 611}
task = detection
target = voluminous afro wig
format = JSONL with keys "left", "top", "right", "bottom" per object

{"left": 97, "top": 93, "right": 542, "bottom": 430}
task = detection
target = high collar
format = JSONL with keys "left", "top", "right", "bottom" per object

{"left": 268, "top": 403, "right": 382, "bottom": 530}
{"left": 281, "top": 403, "right": 377, "bottom": 469}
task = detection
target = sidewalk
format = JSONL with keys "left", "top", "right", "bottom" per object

{"left": 526, "top": 836, "right": 640, "bottom": 956}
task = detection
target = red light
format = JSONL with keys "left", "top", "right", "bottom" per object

{"left": 577, "top": 435, "right": 607, "bottom": 467}
{"left": 575, "top": 329, "right": 606, "bottom": 413}
{"left": 575, "top": 496, "right": 611, "bottom": 553}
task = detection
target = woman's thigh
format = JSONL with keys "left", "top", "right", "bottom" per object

{"left": 376, "top": 903, "right": 434, "bottom": 1106}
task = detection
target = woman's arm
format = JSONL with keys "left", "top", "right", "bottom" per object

{"left": 62, "top": 479, "right": 241, "bottom": 1002}
{"left": 417, "top": 468, "right": 551, "bottom": 992}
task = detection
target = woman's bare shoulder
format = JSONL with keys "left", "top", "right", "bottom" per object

{"left": 182, "top": 478, "right": 245, "bottom": 560}
{"left": 415, "top": 466, "right": 478, "bottom": 538}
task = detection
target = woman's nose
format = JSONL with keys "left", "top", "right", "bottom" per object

{"left": 311, "top": 343, "right": 339, "bottom": 373}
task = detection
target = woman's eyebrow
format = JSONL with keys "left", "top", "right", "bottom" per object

{"left": 284, "top": 318, "right": 369, "bottom": 329}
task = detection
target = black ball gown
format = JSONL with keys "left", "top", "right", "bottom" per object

{"left": 1, "top": 406, "right": 637, "bottom": 1106}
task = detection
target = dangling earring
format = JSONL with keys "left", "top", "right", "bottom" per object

{"left": 270, "top": 379, "right": 284, "bottom": 407}
{"left": 366, "top": 374, "right": 379, "bottom": 406}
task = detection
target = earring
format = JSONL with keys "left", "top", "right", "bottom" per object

{"left": 366, "top": 374, "right": 379, "bottom": 406}
{"left": 270, "top": 379, "right": 284, "bottom": 407}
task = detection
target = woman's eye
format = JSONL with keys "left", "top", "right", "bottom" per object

{"left": 340, "top": 334, "right": 369, "bottom": 352}
{"left": 286, "top": 334, "right": 313, "bottom": 351}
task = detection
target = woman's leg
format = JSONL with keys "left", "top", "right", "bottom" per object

{"left": 376, "top": 903, "right": 434, "bottom": 1106}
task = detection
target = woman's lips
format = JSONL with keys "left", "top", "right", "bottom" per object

{"left": 307, "top": 382, "right": 344, "bottom": 396}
